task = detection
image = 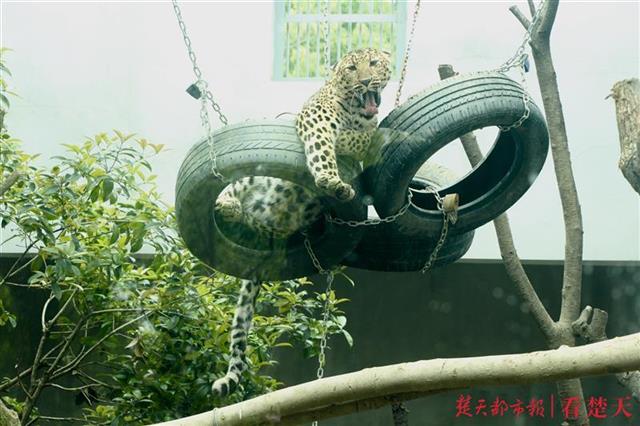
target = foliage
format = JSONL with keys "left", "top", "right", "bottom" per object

{"left": 0, "top": 129, "right": 351, "bottom": 424}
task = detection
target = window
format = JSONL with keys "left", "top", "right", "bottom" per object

{"left": 273, "top": 0, "right": 407, "bottom": 80}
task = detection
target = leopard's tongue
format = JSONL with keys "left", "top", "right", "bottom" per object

{"left": 363, "top": 91, "right": 378, "bottom": 115}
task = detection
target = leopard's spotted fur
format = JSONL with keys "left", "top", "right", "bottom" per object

{"left": 211, "top": 49, "right": 391, "bottom": 397}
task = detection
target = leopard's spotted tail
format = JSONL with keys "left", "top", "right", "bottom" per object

{"left": 212, "top": 278, "right": 261, "bottom": 397}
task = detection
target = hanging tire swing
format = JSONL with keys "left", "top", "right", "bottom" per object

{"left": 365, "top": 71, "right": 549, "bottom": 239}
{"left": 342, "top": 162, "right": 475, "bottom": 272}
{"left": 175, "top": 120, "right": 367, "bottom": 281}
{"left": 175, "top": 72, "right": 549, "bottom": 278}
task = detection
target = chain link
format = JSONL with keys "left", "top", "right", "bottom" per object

{"left": 419, "top": 188, "right": 452, "bottom": 273}
{"left": 303, "top": 234, "right": 334, "bottom": 426}
{"left": 403, "top": 186, "right": 456, "bottom": 273}
{"left": 315, "top": 272, "right": 334, "bottom": 381}
{"left": 171, "top": 0, "right": 228, "bottom": 181}
{"left": 395, "top": 0, "right": 421, "bottom": 107}
{"left": 492, "top": 0, "right": 545, "bottom": 132}
{"left": 325, "top": 190, "right": 413, "bottom": 227}
{"left": 499, "top": 63, "right": 531, "bottom": 132}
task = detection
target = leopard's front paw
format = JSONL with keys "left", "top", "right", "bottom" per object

{"left": 215, "top": 197, "right": 243, "bottom": 222}
{"left": 315, "top": 175, "right": 355, "bottom": 201}
{"left": 333, "top": 181, "right": 355, "bottom": 201}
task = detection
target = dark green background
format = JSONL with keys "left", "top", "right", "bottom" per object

{"left": 2, "top": 257, "right": 639, "bottom": 425}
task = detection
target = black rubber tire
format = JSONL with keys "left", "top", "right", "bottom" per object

{"left": 365, "top": 72, "right": 549, "bottom": 237}
{"left": 175, "top": 120, "right": 366, "bottom": 281}
{"left": 342, "top": 163, "right": 474, "bottom": 272}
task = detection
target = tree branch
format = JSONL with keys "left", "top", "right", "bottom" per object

{"left": 512, "top": 0, "right": 582, "bottom": 328}
{"left": 0, "top": 170, "right": 20, "bottom": 197}
{"left": 149, "top": 333, "right": 640, "bottom": 426}
{"left": 609, "top": 78, "right": 640, "bottom": 194}
{"left": 437, "top": 64, "right": 557, "bottom": 342}
{"left": 508, "top": 5, "right": 531, "bottom": 29}
{"left": 50, "top": 313, "right": 147, "bottom": 379}
{"left": 572, "top": 306, "right": 640, "bottom": 401}
{"left": 509, "top": 1, "right": 586, "bottom": 423}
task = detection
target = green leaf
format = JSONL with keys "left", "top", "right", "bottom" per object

{"left": 30, "top": 255, "right": 43, "bottom": 272}
{"left": 102, "top": 178, "right": 114, "bottom": 200}
{"left": 0, "top": 93, "right": 9, "bottom": 109}
{"left": 110, "top": 224, "right": 120, "bottom": 244}
{"left": 0, "top": 62, "right": 12, "bottom": 76}
{"left": 51, "top": 281, "right": 62, "bottom": 300}
{"left": 89, "top": 184, "right": 101, "bottom": 202}
{"left": 150, "top": 143, "right": 165, "bottom": 154}
{"left": 342, "top": 329, "right": 354, "bottom": 347}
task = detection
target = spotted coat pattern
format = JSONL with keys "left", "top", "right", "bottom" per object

{"left": 211, "top": 49, "right": 391, "bottom": 398}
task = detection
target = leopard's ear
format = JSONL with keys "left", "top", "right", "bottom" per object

{"left": 381, "top": 50, "right": 392, "bottom": 61}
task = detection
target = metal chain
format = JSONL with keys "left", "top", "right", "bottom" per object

{"left": 321, "top": 0, "right": 331, "bottom": 79}
{"left": 303, "top": 234, "right": 334, "bottom": 426}
{"left": 315, "top": 272, "right": 334, "bottom": 381}
{"left": 417, "top": 188, "right": 454, "bottom": 273}
{"left": 171, "top": 0, "right": 228, "bottom": 181}
{"left": 395, "top": 0, "right": 421, "bottom": 107}
{"left": 493, "top": 0, "right": 545, "bottom": 75}
{"left": 499, "top": 63, "right": 531, "bottom": 132}
{"left": 325, "top": 190, "right": 413, "bottom": 227}
{"left": 492, "top": 0, "right": 545, "bottom": 132}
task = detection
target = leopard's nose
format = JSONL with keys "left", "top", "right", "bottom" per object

{"left": 360, "top": 78, "right": 371, "bottom": 87}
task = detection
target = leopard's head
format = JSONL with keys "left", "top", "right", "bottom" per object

{"left": 330, "top": 48, "right": 392, "bottom": 118}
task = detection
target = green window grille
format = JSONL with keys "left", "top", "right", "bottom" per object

{"left": 273, "top": 0, "right": 407, "bottom": 80}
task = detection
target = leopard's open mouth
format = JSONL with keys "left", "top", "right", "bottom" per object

{"left": 357, "top": 90, "right": 381, "bottom": 118}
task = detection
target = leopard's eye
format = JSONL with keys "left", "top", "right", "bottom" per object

{"left": 347, "top": 65, "right": 357, "bottom": 71}
{"left": 370, "top": 60, "right": 379, "bottom": 66}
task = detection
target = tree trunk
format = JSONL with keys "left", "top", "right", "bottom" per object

{"left": 610, "top": 78, "right": 640, "bottom": 194}
{"left": 0, "top": 400, "right": 19, "bottom": 426}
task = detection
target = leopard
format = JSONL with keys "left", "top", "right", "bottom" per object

{"left": 211, "top": 48, "right": 392, "bottom": 398}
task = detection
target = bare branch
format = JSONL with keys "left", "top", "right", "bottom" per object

{"left": 33, "top": 415, "right": 86, "bottom": 423}
{"left": 492, "top": 215, "right": 557, "bottom": 338}
{"left": 47, "top": 382, "right": 101, "bottom": 392}
{"left": 437, "top": 64, "right": 556, "bottom": 341}
{"left": 526, "top": 0, "right": 583, "bottom": 328}
{"left": 0, "top": 170, "right": 20, "bottom": 197}
{"left": 509, "top": 5, "right": 530, "bottom": 30}
{"left": 150, "top": 333, "right": 640, "bottom": 426}
{"left": 572, "top": 306, "right": 640, "bottom": 401}
{"left": 30, "top": 294, "right": 56, "bottom": 387}
{"left": 51, "top": 313, "right": 147, "bottom": 379}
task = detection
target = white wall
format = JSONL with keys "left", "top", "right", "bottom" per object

{"left": 2, "top": 1, "right": 638, "bottom": 261}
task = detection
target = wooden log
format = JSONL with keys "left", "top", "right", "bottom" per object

{"left": 610, "top": 78, "right": 640, "bottom": 194}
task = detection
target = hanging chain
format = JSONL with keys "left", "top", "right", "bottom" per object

{"left": 499, "top": 63, "right": 531, "bottom": 132}
{"left": 494, "top": 0, "right": 545, "bottom": 75}
{"left": 395, "top": 0, "right": 421, "bottom": 107}
{"left": 171, "top": 0, "right": 228, "bottom": 181}
{"left": 324, "top": 190, "right": 413, "bottom": 227}
{"left": 303, "top": 234, "right": 335, "bottom": 426}
{"left": 315, "top": 272, "right": 334, "bottom": 380}
{"left": 492, "top": 0, "right": 545, "bottom": 132}
{"left": 410, "top": 187, "right": 457, "bottom": 273}
{"left": 321, "top": 0, "right": 331, "bottom": 79}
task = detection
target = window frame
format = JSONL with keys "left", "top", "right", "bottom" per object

{"left": 273, "top": 0, "right": 408, "bottom": 81}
